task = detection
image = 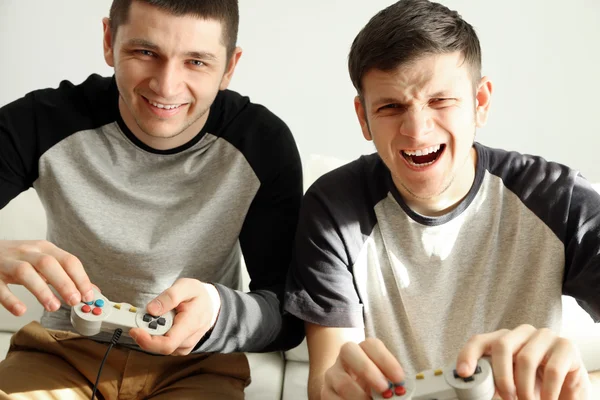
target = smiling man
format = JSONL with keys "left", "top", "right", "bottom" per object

{"left": 284, "top": 0, "right": 600, "bottom": 399}
{"left": 0, "top": 0, "right": 303, "bottom": 399}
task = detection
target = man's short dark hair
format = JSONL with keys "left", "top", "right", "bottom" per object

{"left": 348, "top": 0, "right": 481, "bottom": 97}
{"left": 109, "top": 0, "right": 239, "bottom": 61}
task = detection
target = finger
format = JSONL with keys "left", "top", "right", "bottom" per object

{"left": 559, "top": 368, "right": 588, "bottom": 400}
{"left": 18, "top": 251, "right": 81, "bottom": 306}
{"left": 131, "top": 327, "right": 179, "bottom": 355}
{"left": 320, "top": 385, "right": 344, "bottom": 400}
{"left": 129, "top": 328, "right": 152, "bottom": 348}
{"left": 338, "top": 341, "right": 390, "bottom": 393}
{"left": 359, "top": 338, "right": 404, "bottom": 385}
{"left": 540, "top": 337, "right": 580, "bottom": 400}
{"left": 514, "top": 328, "right": 558, "bottom": 400}
{"left": 0, "top": 279, "right": 26, "bottom": 316}
{"left": 326, "top": 362, "right": 371, "bottom": 400}
{"left": 489, "top": 324, "right": 538, "bottom": 400}
{"left": 129, "top": 325, "right": 181, "bottom": 354}
{"left": 456, "top": 329, "right": 508, "bottom": 376}
{"left": 49, "top": 246, "right": 94, "bottom": 303}
{"left": 5, "top": 259, "right": 61, "bottom": 311}
{"left": 146, "top": 278, "right": 200, "bottom": 316}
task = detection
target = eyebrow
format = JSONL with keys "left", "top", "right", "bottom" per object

{"left": 372, "top": 91, "right": 455, "bottom": 106}
{"left": 372, "top": 96, "right": 405, "bottom": 106}
{"left": 428, "top": 90, "right": 454, "bottom": 98}
{"left": 124, "top": 38, "right": 218, "bottom": 61}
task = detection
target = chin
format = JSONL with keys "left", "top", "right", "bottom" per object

{"left": 402, "top": 181, "right": 448, "bottom": 200}
{"left": 138, "top": 124, "right": 182, "bottom": 139}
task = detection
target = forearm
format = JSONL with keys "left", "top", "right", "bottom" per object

{"left": 308, "top": 374, "right": 324, "bottom": 400}
{"left": 194, "top": 283, "right": 304, "bottom": 353}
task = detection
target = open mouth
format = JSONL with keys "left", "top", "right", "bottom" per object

{"left": 401, "top": 144, "right": 445, "bottom": 167}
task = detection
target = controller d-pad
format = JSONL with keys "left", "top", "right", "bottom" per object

{"left": 157, "top": 317, "right": 166, "bottom": 326}
{"left": 143, "top": 314, "right": 153, "bottom": 322}
{"left": 453, "top": 368, "right": 478, "bottom": 382}
{"left": 149, "top": 320, "right": 158, "bottom": 330}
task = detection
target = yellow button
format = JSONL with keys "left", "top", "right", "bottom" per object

{"left": 129, "top": 306, "right": 137, "bottom": 313}
{"left": 435, "top": 369, "right": 443, "bottom": 376}
{"left": 416, "top": 373, "right": 424, "bottom": 380}
{"left": 114, "top": 304, "right": 121, "bottom": 310}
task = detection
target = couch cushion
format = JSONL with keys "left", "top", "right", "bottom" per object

{"left": 282, "top": 360, "right": 310, "bottom": 400}
{"left": 245, "top": 352, "right": 285, "bottom": 400}
{"left": 285, "top": 338, "right": 309, "bottom": 363}
{"left": 0, "top": 332, "right": 12, "bottom": 361}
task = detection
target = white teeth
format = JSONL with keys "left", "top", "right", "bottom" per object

{"left": 406, "top": 158, "right": 436, "bottom": 167}
{"left": 402, "top": 144, "right": 441, "bottom": 157}
{"left": 149, "top": 101, "right": 181, "bottom": 110}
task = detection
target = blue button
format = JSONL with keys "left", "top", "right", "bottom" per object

{"left": 84, "top": 301, "right": 94, "bottom": 305}
{"left": 95, "top": 299, "right": 105, "bottom": 307}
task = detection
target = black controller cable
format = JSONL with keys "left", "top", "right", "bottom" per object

{"left": 91, "top": 328, "right": 123, "bottom": 400}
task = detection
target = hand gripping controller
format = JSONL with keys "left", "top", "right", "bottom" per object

{"left": 70, "top": 288, "right": 175, "bottom": 337}
{"left": 373, "top": 357, "right": 495, "bottom": 400}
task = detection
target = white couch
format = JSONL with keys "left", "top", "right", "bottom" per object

{"left": 1, "top": 158, "right": 600, "bottom": 400}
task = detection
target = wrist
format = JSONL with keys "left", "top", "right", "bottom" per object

{"left": 204, "top": 282, "right": 221, "bottom": 329}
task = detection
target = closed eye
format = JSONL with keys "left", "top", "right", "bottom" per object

{"left": 378, "top": 104, "right": 404, "bottom": 112}
{"left": 430, "top": 98, "right": 455, "bottom": 107}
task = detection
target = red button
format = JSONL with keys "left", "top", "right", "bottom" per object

{"left": 395, "top": 385, "right": 406, "bottom": 396}
{"left": 82, "top": 305, "right": 91, "bottom": 313}
{"left": 382, "top": 389, "right": 393, "bottom": 399}
{"left": 92, "top": 307, "right": 102, "bottom": 316}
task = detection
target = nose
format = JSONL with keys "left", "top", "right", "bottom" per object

{"left": 148, "top": 61, "right": 182, "bottom": 100}
{"left": 399, "top": 108, "right": 434, "bottom": 138}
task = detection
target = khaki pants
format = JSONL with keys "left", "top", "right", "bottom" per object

{"left": 0, "top": 322, "right": 250, "bottom": 399}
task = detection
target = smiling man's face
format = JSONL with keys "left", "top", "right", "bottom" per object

{"left": 355, "top": 52, "right": 492, "bottom": 215}
{"left": 103, "top": 1, "right": 241, "bottom": 150}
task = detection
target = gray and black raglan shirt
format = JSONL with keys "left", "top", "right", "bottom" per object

{"left": 285, "top": 144, "right": 600, "bottom": 374}
{"left": 0, "top": 74, "right": 304, "bottom": 353}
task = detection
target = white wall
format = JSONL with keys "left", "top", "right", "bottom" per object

{"left": 1, "top": 0, "right": 599, "bottom": 181}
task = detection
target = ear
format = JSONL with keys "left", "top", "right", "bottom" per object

{"left": 102, "top": 17, "right": 115, "bottom": 67}
{"left": 219, "top": 47, "right": 243, "bottom": 90}
{"left": 475, "top": 76, "right": 493, "bottom": 128}
{"left": 354, "top": 96, "right": 372, "bottom": 141}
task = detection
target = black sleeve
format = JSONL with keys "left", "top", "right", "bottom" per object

{"left": 0, "top": 93, "right": 39, "bottom": 209}
{"left": 195, "top": 111, "right": 305, "bottom": 353}
{"left": 284, "top": 185, "right": 365, "bottom": 328}
{"left": 562, "top": 175, "right": 600, "bottom": 322}
{"left": 1, "top": 75, "right": 115, "bottom": 210}
{"left": 284, "top": 160, "right": 383, "bottom": 329}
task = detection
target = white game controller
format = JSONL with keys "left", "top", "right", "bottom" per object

{"left": 372, "top": 357, "right": 495, "bottom": 400}
{"left": 70, "top": 288, "right": 175, "bottom": 338}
